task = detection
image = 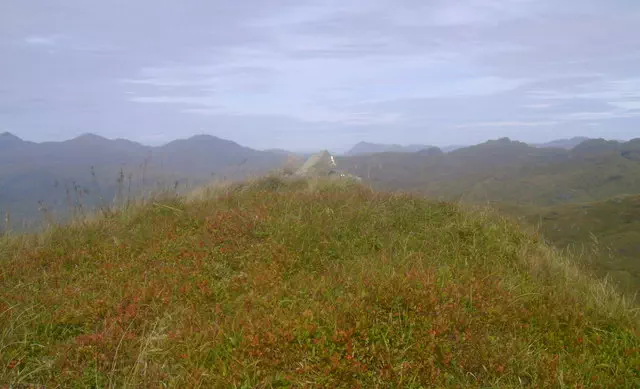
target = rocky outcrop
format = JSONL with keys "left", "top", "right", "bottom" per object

{"left": 295, "top": 150, "right": 361, "bottom": 181}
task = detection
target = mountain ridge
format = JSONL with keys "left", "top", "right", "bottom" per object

{"left": 0, "top": 133, "right": 288, "bottom": 229}
{"left": 345, "top": 141, "right": 437, "bottom": 156}
{"left": 532, "top": 136, "right": 591, "bottom": 149}
{"left": 344, "top": 136, "right": 596, "bottom": 157}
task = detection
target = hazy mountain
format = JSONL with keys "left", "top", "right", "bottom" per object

{"left": 339, "top": 137, "right": 640, "bottom": 206}
{"left": 0, "top": 133, "right": 286, "bottom": 229}
{"left": 441, "top": 145, "right": 467, "bottom": 153}
{"left": 62, "top": 133, "right": 150, "bottom": 155}
{"left": 532, "top": 137, "right": 590, "bottom": 149}
{"left": 154, "top": 134, "right": 285, "bottom": 178}
{"left": 570, "top": 138, "right": 640, "bottom": 159}
{"left": 0, "top": 131, "right": 33, "bottom": 150}
{"left": 345, "top": 141, "right": 436, "bottom": 156}
{"left": 339, "top": 138, "right": 561, "bottom": 193}
{"left": 416, "top": 147, "right": 444, "bottom": 157}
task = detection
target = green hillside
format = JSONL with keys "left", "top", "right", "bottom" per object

{"left": 1, "top": 177, "right": 638, "bottom": 388}
{"left": 339, "top": 138, "right": 640, "bottom": 207}
{"left": 462, "top": 140, "right": 640, "bottom": 206}
{"left": 338, "top": 138, "right": 568, "bottom": 201}
{"left": 504, "top": 195, "right": 640, "bottom": 295}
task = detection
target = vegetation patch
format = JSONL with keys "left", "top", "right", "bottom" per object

{"left": 1, "top": 177, "right": 638, "bottom": 388}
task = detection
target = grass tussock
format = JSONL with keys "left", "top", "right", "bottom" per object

{"left": 1, "top": 176, "right": 639, "bottom": 388}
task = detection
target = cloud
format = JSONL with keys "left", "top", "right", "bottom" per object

{"left": 522, "top": 104, "right": 552, "bottom": 109}
{"left": 24, "top": 35, "right": 60, "bottom": 46}
{"left": 611, "top": 101, "right": 640, "bottom": 110}
{"left": 456, "top": 121, "right": 560, "bottom": 129}
{"left": 1, "top": 0, "right": 639, "bottom": 148}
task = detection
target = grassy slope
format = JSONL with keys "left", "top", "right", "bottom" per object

{"left": 461, "top": 152, "right": 640, "bottom": 206}
{"left": 1, "top": 177, "right": 639, "bottom": 388}
{"left": 501, "top": 195, "right": 640, "bottom": 295}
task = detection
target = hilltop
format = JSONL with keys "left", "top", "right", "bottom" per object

{"left": 0, "top": 132, "right": 33, "bottom": 150}
{"left": 1, "top": 177, "right": 638, "bottom": 387}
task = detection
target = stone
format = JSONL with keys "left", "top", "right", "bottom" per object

{"left": 295, "top": 150, "right": 361, "bottom": 181}
{"left": 295, "top": 150, "right": 337, "bottom": 177}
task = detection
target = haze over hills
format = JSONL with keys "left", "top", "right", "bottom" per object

{"left": 339, "top": 138, "right": 640, "bottom": 205}
{"left": 345, "top": 141, "right": 437, "bottom": 156}
{"left": 1, "top": 131, "right": 34, "bottom": 150}
{"left": 0, "top": 133, "right": 625, "bottom": 231}
{"left": 0, "top": 133, "right": 286, "bottom": 228}
{"left": 532, "top": 137, "right": 591, "bottom": 150}
{"left": 344, "top": 136, "right": 591, "bottom": 157}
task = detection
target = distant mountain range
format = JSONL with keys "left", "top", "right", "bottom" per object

{"left": 0, "top": 132, "right": 618, "bottom": 232}
{"left": 339, "top": 137, "right": 640, "bottom": 205}
{"left": 531, "top": 136, "right": 591, "bottom": 149}
{"left": 345, "top": 142, "right": 437, "bottom": 156}
{"left": 0, "top": 132, "right": 286, "bottom": 228}
{"left": 344, "top": 137, "right": 591, "bottom": 157}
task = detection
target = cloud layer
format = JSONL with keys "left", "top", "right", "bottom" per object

{"left": 1, "top": 0, "right": 639, "bottom": 151}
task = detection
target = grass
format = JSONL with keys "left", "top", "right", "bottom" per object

{"left": 1, "top": 176, "right": 639, "bottom": 388}
{"left": 500, "top": 195, "right": 640, "bottom": 297}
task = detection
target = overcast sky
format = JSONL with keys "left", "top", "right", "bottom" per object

{"left": 1, "top": 0, "right": 639, "bottom": 151}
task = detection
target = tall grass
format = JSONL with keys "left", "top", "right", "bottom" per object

{"left": 0, "top": 176, "right": 638, "bottom": 388}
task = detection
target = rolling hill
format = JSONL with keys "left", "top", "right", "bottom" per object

{"left": 0, "top": 177, "right": 637, "bottom": 387}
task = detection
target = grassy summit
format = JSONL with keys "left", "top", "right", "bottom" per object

{"left": 1, "top": 177, "right": 638, "bottom": 388}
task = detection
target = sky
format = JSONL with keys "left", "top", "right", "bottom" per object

{"left": 1, "top": 0, "right": 639, "bottom": 152}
